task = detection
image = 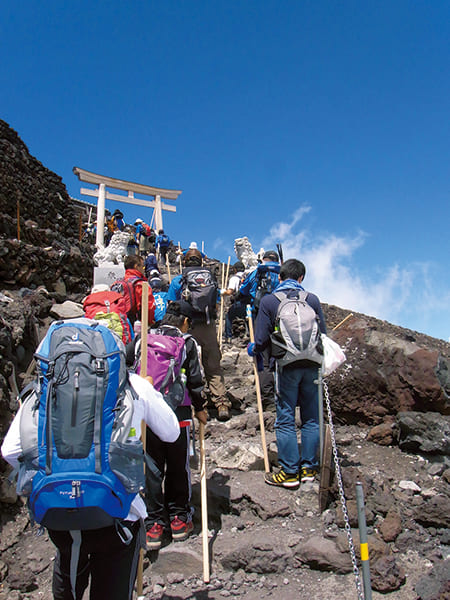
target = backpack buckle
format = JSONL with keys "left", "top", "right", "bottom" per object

{"left": 95, "top": 359, "right": 105, "bottom": 375}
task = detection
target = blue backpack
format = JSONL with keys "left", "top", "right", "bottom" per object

{"left": 18, "top": 318, "right": 144, "bottom": 531}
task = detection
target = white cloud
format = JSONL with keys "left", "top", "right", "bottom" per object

{"left": 260, "top": 205, "right": 450, "bottom": 340}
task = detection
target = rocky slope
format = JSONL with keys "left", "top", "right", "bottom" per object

{"left": 0, "top": 119, "right": 449, "bottom": 599}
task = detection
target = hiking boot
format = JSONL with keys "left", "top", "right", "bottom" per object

{"left": 170, "top": 516, "right": 194, "bottom": 541}
{"left": 301, "top": 467, "right": 318, "bottom": 482}
{"left": 264, "top": 469, "right": 300, "bottom": 490}
{"left": 216, "top": 403, "right": 231, "bottom": 422}
{"left": 146, "top": 522, "right": 164, "bottom": 550}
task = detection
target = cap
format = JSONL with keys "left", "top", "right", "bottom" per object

{"left": 189, "top": 241, "right": 198, "bottom": 249}
{"left": 149, "top": 277, "right": 162, "bottom": 291}
{"left": 135, "top": 218, "right": 143, "bottom": 224}
{"left": 149, "top": 268, "right": 160, "bottom": 277}
{"left": 263, "top": 250, "right": 279, "bottom": 262}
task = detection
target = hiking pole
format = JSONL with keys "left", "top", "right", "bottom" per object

{"left": 246, "top": 305, "right": 270, "bottom": 473}
{"left": 178, "top": 241, "right": 182, "bottom": 274}
{"left": 218, "top": 257, "right": 230, "bottom": 348}
{"left": 166, "top": 254, "right": 172, "bottom": 283}
{"left": 136, "top": 282, "right": 149, "bottom": 599}
{"left": 199, "top": 421, "right": 210, "bottom": 583}
{"left": 332, "top": 313, "right": 353, "bottom": 331}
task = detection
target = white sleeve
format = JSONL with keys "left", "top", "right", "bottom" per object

{"left": 1, "top": 405, "right": 24, "bottom": 470}
{"left": 129, "top": 373, "right": 180, "bottom": 442}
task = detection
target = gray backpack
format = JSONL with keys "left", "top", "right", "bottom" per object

{"left": 270, "top": 290, "right": 323, "bottom": 367}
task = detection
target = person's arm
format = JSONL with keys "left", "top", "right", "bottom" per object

{"left": 254, "top": 294, "right": 277, "bottom": 353}
{"left": 167, "top": 275, "right": 182, "bottom": 301}
{"left": 129, "top": 374, "right": 180, "bottom": 442}
{"left": 1, "top": 406, "right": 23, "bottom": 470}
{"left": 307, "top": 293, "right": 327, "bottom": 334}
{"left": 184, "top": 338, "right": 205, "bottom": 413}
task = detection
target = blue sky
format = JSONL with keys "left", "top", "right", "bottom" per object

{"left": 1, "top": 1, "right": 449, "bottom": 340}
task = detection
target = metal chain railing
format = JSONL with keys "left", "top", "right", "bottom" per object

{"left": 323, "top": 379, "right": 364, "bottom": 600}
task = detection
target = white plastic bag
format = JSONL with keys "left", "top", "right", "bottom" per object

{"left": 321, "top": 334, "right": 346, "bottom": 376}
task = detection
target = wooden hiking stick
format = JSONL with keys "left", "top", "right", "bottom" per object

{"left": 178, "top": 241, "right": 182, "bottom": 274}
{"left": 166, "top": 254, "right": 172, "bottom": 283}
{"left": 246, "top": 305, "right": 270, "bottom": 473}
{"left": 136, "top": 283, "right": 149, "bottom": 599}
{"left": 332, "top": 313, "right": 353, "bottom": 331}
{"left": 199, "top": 421, "right": 210, "bottom": 583}
{"left": 218, "top": 257, "right": 230, "bottom": 348}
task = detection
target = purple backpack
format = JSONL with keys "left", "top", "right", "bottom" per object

{"left": 135, "top": 333, "right": 187, "bottom": 410}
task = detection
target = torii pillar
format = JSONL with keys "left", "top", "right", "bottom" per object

{"left": 73, "top": 167, "right": 182, "bottom": 249}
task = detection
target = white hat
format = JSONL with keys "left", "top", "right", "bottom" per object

{"left": 135, "top": 218, "right": 143, "bottom": 224}
{"left": 91, "top": 283, "right": 109, "bottom": 293}
{"left": 189, "top": 241, "right": 198, "bottom": 249}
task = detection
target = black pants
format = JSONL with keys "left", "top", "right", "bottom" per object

{"left": 145, "top": 423, "right": 192, "bottom": 528}
{"left": 49, "top": 520, "right": 143, "bottom": 600}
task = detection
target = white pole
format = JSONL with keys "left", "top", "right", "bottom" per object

{"left": 95, "top": 183, "right": 106, "bottom": 250}
{"left": 154, "top": 194, "right": 163, "bottom": 232}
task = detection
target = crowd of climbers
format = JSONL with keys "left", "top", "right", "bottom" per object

{"left": 2, "top": 210, "right": 328, "bottom": 598}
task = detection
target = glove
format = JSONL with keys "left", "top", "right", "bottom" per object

{"left": 247, "top": 342, "right": 256, "bottom": 357}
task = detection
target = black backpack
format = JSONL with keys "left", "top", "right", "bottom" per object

{"left": 181, "top": 267, "right": 218, "bottom": 324}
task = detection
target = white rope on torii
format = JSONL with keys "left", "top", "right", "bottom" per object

{"left": 73, "top": 166, "right": 182, "bottom": 250}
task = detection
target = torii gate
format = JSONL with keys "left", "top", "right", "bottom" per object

{"left": 73, "top": 166, "right": 182, "bottom": 249}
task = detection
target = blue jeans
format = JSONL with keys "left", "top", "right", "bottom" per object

{"left": 275, "top": 363, "right": 320, "bottom": 473}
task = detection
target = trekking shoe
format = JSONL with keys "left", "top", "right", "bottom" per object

{"left": 264, "top": 469, "right": 300, "bottom": 490}
{"left": 216, "top": 403, "right": 231, "bottom": 422}
{"left": 146, "top": 522, "right": 164, "bottom": 550}
{"left": 170, "top": 516, "right": 194, "bottom": 541}
{"left": 301, "top": 467, "right": 319, "bottom": 482}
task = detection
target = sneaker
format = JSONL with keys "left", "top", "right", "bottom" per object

{"left": 146, "top": 522, "right": 164, "bottom": 550}
{"left": 264, "top": 469, "right": 300, "bottom": 490}
{"left": 301, "top": 467, "right": 318, "bottom": 482}
{"left": 216, "top": 403, "right": 231, "bottom": 422}
{"left": 170, "top": 516, "right": 194, "bottom": 541}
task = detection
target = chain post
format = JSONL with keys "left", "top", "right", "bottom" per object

{"left": 323, "top": 379, "right": 364, "bottom": 600}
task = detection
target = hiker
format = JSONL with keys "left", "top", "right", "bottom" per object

{"left": 221, "top": 260, "right": 246, "bottom": 344}
{"left": 1, "top": 323, "right": 180, "bottom": 600}
{"left": 144, "top": 252, "right": 159, "bottom": 278}
{"left": 156, "top": 229, "right": 171, "bottom": 264}
{"left": 112, "top": 209, "right": 125, "bottom": 231}
{"left": 239, "top": 250, "right": 281, "bottom": 404}
{"left": 134, "top": 218, "right": 151, "bottom": 256}
{"left": 149, "top": 275, "right": 169, "bottom": 327}
{"left": 137, "top": 301, "right": 208, "bottom": 550}
{"left": 248, "top": 258, "right": 326, "bottom": 489}
{"left": 167, "top": 248, "right": 231, "bottom": 421}
{"left": 182, "top": 241, "right": 206, "bottom": 258}
{"left": 111, "top": 254, "right": 156, "bottom": 329}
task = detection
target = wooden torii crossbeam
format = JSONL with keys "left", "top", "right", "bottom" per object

{"left": 73, "top": 166, "right": 182, "bottom": 249}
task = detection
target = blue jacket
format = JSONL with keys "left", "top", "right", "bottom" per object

{"left": 156, "top": 234, "right": 170, "bottom": 248}
{"left": 254, "top": 280, "right": 327, "bottom": 354}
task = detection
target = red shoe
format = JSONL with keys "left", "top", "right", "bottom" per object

{"left": 170, "top": 516, "right": 194, "bottom": 541}
{"left": 146, "top": 522, "right": 164, "bottom": 550}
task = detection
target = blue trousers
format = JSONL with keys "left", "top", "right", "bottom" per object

{"left": 275, "top": 363, "right": 320, "bottom": 473}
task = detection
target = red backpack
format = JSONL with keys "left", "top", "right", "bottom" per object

{"left": 110, "top": 277, "right": 142, "bottom": 324}
{"left": 83, "top": 291, "right": 134, "bottom": 344}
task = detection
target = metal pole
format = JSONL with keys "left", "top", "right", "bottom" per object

{"left": 356, "top": 482, "right": 372, "bottom": 600}
{"left": 317, "top": 368, "right": 324, "bottom": 465}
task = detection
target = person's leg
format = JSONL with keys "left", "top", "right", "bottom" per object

{"left": 165, "top": 426, "right": 191, "bottom": 523}
{"left": 191, "top": 322, "right": 229, "bottom": 406}
{"left": 258, "top": 346, "right": 274, "bottom": 404}
{"left": 49, "top": 530, "right": 90, "bottom": 600}
{"left": 88, "top": 521, "right": 143, "bottom": 600}
{"left": 275, "top": 365, "right": 302, "bottom": 474}
{"left": 298, "top": 366, "right": 320, "bottom": 470}
{"left": 144, "top": 429, "right": 167, "bottom": 527}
